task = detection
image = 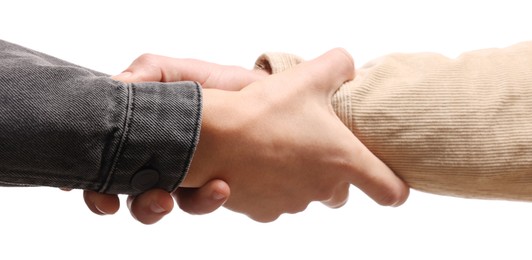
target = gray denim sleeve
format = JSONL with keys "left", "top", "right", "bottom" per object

{"left": 0, "top": 40, "right": 202, "bottom": 195}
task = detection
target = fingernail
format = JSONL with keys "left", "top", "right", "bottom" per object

{"left": 212, "top": 191, "right": 226, "bottom": 200}
{"left": 94, "top": 204, "right": 107, "bottom": 215}
{"left": 149, "top": 201, "right": 167, "bottom": 214}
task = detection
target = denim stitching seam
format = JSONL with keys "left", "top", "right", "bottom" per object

{"left": 99, "top": 83, "right": 134, "bottom": 192}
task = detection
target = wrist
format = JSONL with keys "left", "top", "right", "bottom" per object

{"left": 181, "top": 89, "right": 238, "bottom": 187}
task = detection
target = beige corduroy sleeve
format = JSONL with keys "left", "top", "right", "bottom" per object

{"left": 255, "top": 42, "right": 532, "bottom": 201}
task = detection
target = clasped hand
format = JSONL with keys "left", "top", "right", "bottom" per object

{"left": 82, "top": 49, "right": 409, "bottom": 223}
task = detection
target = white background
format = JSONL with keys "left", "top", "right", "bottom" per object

{"left": 1, "top": 1, "right": 532, "bottom": 259}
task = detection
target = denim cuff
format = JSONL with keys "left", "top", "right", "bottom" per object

{"left": 100, "top": 81, "right": 202, "bottom": 195}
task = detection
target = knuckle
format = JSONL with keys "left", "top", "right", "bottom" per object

{"left": 131, "top": 53, "right": 164, "bottom": 72}
{"left": 321, "top": 184, "right": 350, "bottom": 209}
{"left": 326, "top": 195, "right": 349, "bottom": 209}
{"left": 376, "top": 186, "right": 410, "bottom": 207}
{"left": 315, "top": 181, "right": 341, "bottom": 201}
{"left": 134, "top": 53, "right": 159, "bottom": 64}
{"left": 127, "top": 53, "right": 164, "bottom": 81}
{"left": 250, "top": 213, "right": 280, "bottom": 223}
{"left": 331, "top": 48, "right": 354, "bottom": 67}
{"left": 315, "top": 188, "right": 333, "bottom": 202}
{"left": 331, "top": 199, "right": 348, "bottom": 209}
{"left": 286, "top": 202, "right": 309, "bottom": 214}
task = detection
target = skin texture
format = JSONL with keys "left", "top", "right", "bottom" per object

{"left": 84, "top": 49, "right": 409, "bottom": 223}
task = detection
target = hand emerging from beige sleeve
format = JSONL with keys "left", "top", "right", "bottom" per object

{"left": 182, "top": 49, "right": 408, "bottom": 221}
{"left": 260, "top": 41, "right": 532, "bottom": 202}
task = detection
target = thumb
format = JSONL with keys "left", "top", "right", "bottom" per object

{"left": 345, "top": 140, "right": 410, "bottom": 207}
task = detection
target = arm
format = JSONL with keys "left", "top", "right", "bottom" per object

{"left": 0, "top": 39, "right": 201, "bottom": 195}
{"left": 259, "top": 41, "right": 532, "bottom": 201}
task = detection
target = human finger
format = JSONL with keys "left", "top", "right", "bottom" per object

{"left": 321, "top": 182, "right": 350, "bottom": 209}
{"left": 276, "top": 48, "right": 353, "bottom": 91}
{"left": 174, "top": 179, "right": 230, "bottom": 215}
{"left": 344, "top": 139, "right": 410, "bottom": 206}
{"left": 111, "top": 54, "right": 267, "bottom": 90}
{"left": 126, "top": 188, "right": 174, "bottom": 225}
{"left": 83, "top": 190, "right": 120, "bottom": 215}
